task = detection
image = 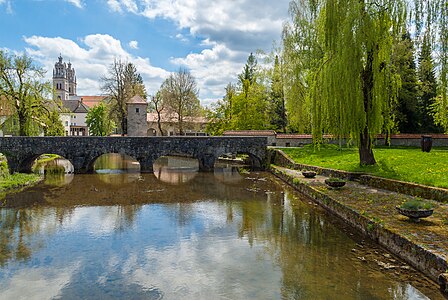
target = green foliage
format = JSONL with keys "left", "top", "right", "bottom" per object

{"left": 206, "top": 53, "right": 273, "bottom": 133}
{"left": 44, "top": 110, "right": 65, "bottom": 136}
{"left": 391, "top": 29, "right": 419, "bottom": 133}
{"left": 86, "top": 103, "right": 116, "bottom": 136}
{"left": 0, "top": 172, "right": 41, "bottom": 191}
{"left": 159, "top": 68, "right": 201, "bottom": 135}
{"left": 325, "top": 177, "right": 345, "bottom": 183}
{"left": 269, "top": 56, "right": 287, "bottom": 132}
{"left": 102, "top": 60, "right": 146, "bottom": 135}
{"left": 0, "top": 157, "right": 8, "bottom": 178}
{"left": 281, "top": 144, "right": 448, "bottom": 188}
{"left": 399, "top": 198, "right": 434, "bottom": 210}
{"left": 418, "top": 33, "right": 443, "bottom": 133}
{"left": 0, "top": 50, "right": 55, "bottom": 136}
{"left": 283, "top": 1, "right": 430, "bottom": 165}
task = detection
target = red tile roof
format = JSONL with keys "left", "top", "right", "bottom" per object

{"left": 127, "top": 95, "right": 147, "bottom": 104}
{"left": 79, "top": 96, "right": 106, "bottom": 108}
{"left": 223, "top": 130, "right": 277, "bottom": 136}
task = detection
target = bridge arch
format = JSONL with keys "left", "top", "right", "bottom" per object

{"left": 11, "top": 152, "right": 75, "bottom": 174}
{"left": 89, "top": 153, "right": 141, "bottom": 173}
{"left": 0, "top": 136, "right": 267, "bottom": 174}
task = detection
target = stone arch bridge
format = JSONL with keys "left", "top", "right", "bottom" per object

{"left": 0, "top": 136, "right": 267, "bottom": 174}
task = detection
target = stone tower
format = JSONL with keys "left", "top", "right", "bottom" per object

{"left": 53, "top": 55, "right": 77, "bottom": 100}
{"left": 127, "top": 95, "right": 148, "bottom": 136}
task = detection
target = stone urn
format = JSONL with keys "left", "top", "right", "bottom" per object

{"left": 395, "top": 206, "right": 434, "bottom": 222}
{"left": 302, "top": 171, "right": 317, "bottom": 178}
{"left": 324, "top": 178, "right": 346, "bottom": 188}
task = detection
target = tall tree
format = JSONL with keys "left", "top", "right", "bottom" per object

{"left": 283, "top": 0, "right": 404, "bottom": 165}
{"left": 391, "top": 28, "right": 419, "bottom": 133}
{"left": 269, "top": 55, "right": 287, "bottom": 132}
{"left": 43, "top": 110, "right": 65, "bottom": 136}
{"left": 282, "top": 0, "right": 320, "bottom": 133}
{"left": 101, "top": 59, "right": 146, "bottom": 135}
{"left": 205, "top": 83, "right": 236, "bottom": 135}
{"left": 231, "top": 53, "right": 270, "bottom": 130}
{"left": 149, "top": 91, "right": 165, "bottom": 136}
{"left": 0, "top": 51, "right": 54, "bottom": 136}
{"left": 418, "top": 32, "right": 443, "bottom": 133}
{"left": 86, "top": 103, "right": 116, "bottom": 136}
{"left": 413, "top": 0, "right": 448, "bottom": 133}
{"left": 160, "top": 68, "right": 200, "bottom": 135}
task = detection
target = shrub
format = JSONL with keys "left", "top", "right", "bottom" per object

{"left": 399, "top": 198, "right": 434, "bottom": 210}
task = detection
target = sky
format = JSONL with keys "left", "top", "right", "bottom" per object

{"left": 0, "top": 0, "right": 290, "bottom": 106}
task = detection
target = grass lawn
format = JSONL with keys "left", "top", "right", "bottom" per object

{"left": 279, "top": 144, "right": 448, "bottom": 189}
{"left": 0, "top": 173, "right": 42, "bottom": 191}
{"left": 0, "top": 156, "right": 42, "bottom": 193}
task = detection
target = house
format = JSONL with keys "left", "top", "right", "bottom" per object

{"left": 60, "top": 100, "right": 90, "bottom": 136}
{"left": 147, "top": 112, "right": 208, "bottom": 136}
{"left": 53, "top": 56, "right": 105, "bottom": 136}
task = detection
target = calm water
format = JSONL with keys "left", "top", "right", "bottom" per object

{"left": 0, "top": 156, "right": 443, "bottom": 299}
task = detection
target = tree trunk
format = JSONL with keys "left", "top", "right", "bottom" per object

{"left": 359, "top": 126, "right": 376, "bottom": 165}
{"left": 359, "top": 50, "right": 377, "bottom": 165}
{"left": 156, "top": 110, "right": 164, "bottom": 136}
{"left": 121, "top": 117, "right": 127, "bottom": 136}
{"left": 18, "top": 110, "right": 27, "bottom": 136}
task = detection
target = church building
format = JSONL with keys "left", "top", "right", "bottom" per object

{"left": 53, "top": 55, "right": 102, "bottom": 136}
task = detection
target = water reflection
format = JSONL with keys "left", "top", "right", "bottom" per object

{"left": 33, "top": 157, "right": 74, "bottom": 186}
{"left": 0, "top": 172, "right": 442, "bottom": 299}
{"left": 34, "top": 156, "right": 74, "bottom": 175}
{"left": 153, "top": 156, "right": 199, "bottom": 184}
{"left": 213, "top": 162, "right": 244, "bottom": 184}
{"left": 94, "top": 153, "right": 140, "bottom": 174}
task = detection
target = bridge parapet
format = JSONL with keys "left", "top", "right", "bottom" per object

{"left": 0, "top": 136, "right": 267, "bottom": 174}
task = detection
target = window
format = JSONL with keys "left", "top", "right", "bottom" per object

{"left": 136, "top": 108, "right": 140, "bottom": 113}
{"left": 65, "top": 121, "right": 69, "bottom": 126}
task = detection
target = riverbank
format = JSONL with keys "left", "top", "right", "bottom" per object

{"left": 279, "top": 144, "right": 448, "bottom": 189}
{"left": 270, "top": 161, "right": 448, "bottom": 292}
{"left": 0, "top": 157, "right": 43, "bottom": 198}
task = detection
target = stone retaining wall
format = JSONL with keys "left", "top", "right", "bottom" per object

{"left": 271, "top": 166, "right": 448, "bottom": 286}
{"left": 269, "top": 149, "right": 448, "bottom": 202}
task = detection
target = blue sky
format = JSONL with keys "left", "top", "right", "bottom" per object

{"left": 0, "top": 0, "right": 290, "bottom": 105}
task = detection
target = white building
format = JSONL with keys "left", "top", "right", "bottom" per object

{"left": 53, "top": 56, "right": 103, "bottom": 136}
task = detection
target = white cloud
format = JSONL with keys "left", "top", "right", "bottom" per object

{"left": 175, "top": 33, "right": 188, "bottom": 43}
{"left": 128, "top": 40, "right": 139, "bottom": 49}
{"left": 171, "top": 43, "right": 246, "bottom": 104}
{"left": 104, "top": 0, "right": 289, "bottom": 103}
{"left": 109, "top": 0, "right": 288, "bottom": 51}
{"left": 107, "top": 0, "right": 122, "bottom": 12}
{"left": 65, "top": 0, "right": 83, "bottom": 8}
{"left": 23, "top": 34, "right": 169, "bottom": 96}
{"left": 0, "top": 0, "right": 13, "bottom": 14}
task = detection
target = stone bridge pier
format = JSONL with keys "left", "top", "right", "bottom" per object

{"left": 0, "top": 136, "right": 268, "bottom": 174}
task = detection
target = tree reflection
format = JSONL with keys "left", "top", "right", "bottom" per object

{"left": 0, "top": 208, "right": 53, "bottom": 266}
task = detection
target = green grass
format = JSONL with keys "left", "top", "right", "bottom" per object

{"left": 0, "top": 173, "right": 42, "bottom": 191}
{"left": 280, "top": 144, "right": 448, "bottom": 189}
{"left": 1, "top": 155, "right": 42, "bottom": 192}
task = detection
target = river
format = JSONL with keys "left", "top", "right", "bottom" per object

{"left": 0, "top": 155, "right": 443, "bottom": 299}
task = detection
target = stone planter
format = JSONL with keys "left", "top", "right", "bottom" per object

{"left": 324, "top": 179, "right": 346, "bottom": 188}
{"left": 302, "top": 171, "right": 316, "bottom": 178}
{"left": 396, "top": 206, "right": 434, "bottom": 222}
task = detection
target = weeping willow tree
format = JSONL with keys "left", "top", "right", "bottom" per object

{"left": 415, "top": 0, "right": 448, "bottom": 133}
{"left": 284, "top": 0, "right": 448, "bottom": 164}
{"left": 284, "top": 0, "right": 405, "bottom": 165}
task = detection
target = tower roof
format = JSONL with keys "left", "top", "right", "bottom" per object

{"left": 127, "top": 95, "right": 147, "bottom": 104}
